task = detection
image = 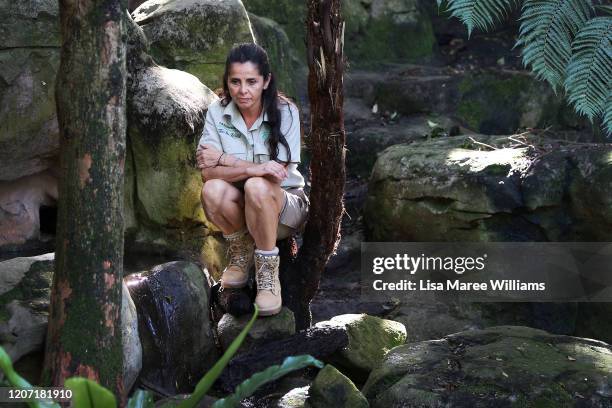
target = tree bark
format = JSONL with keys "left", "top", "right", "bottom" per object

{"left": 282, "top": 0, "right": 346, "bottom": 330}
{"left": 42, "top": 0, "right": 127, "bottom": 401}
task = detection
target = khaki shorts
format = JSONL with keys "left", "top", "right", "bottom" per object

{"left": 277, "top": 188, "right": 309, "bottom": 240}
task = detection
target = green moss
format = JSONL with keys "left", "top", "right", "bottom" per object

{"left": 351, "top": 15, "right": 435, "bottom": 66}
{"left": 456, "top": 74, "right": 537, "bottom": 133}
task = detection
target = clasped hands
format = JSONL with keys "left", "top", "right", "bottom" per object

{"left": 196, "top": 144, "right": 288, "bottom": 183}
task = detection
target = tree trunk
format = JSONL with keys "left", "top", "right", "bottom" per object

{"left": 42, "top": 0, "right": 127, "bottom": 401}
{"left": 282, "top": 0, "right": 346, "bottom": 330}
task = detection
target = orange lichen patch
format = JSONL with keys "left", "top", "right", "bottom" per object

{"left": 58, "top": 350, "right": 72, "bottom": 383}
{"left": 103, "top": 303, "right": 116, "bottom": 335}
{"left": 58, "top": 280, "right": 73, "bottom": 301}
{"left": 104, "top": 271, "right": 115, "bottom": 290}
{"left": 78, "top": 153, "right": 93, "bottom": 188}
{"left": 75, "top": 364, "right": 100, "bottom": 382}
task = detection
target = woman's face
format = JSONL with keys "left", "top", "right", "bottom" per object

{"left": 227, "top": 61, "right": 271, "bottom": 114}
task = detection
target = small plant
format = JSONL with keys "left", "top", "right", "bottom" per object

{"left": 0, "top": 305, "right": 323, "bottom": 408}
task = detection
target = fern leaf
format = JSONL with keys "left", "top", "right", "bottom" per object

{"left": 604, "top": 92, "right": 612, "bottom": 136}
{"left": 517, "top": 0, "right": 595, "bottom": 91}
{"left": 564, "top": 16, "right": 612, "bottom": 121}
{"left": 441, "top": 0, "right": 517, "bottom": 36}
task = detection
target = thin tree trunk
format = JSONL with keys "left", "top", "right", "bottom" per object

{"left": 42, "top": 0, "right": 127, "bottom": 400}
{"left": 282, "top": 0, "right": 345, "bottom": 330}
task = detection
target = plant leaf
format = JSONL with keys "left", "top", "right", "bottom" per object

{"left": 603, "top": 92, "right": 612, "bottom": 136}
{"left": 564, "top": 16, "right": 612, "bottom": 121}
{"left": 517, "top": 0, "right": 595, "bottom": 90}
{"left": 0, "top": 346, "right": 59, "bottom": 408}
{"left": 212, "top": 355, "right": 324, "bottom": 408}
{"left": 65, "top": 377, "right": 117, "bottom": 408}
{"left": 127, "top": 389, "right": 155, "bottom": 408}
{"left": 442, "top": 0, "right": 517, "bottom": 36}
{"left": 177, "top": 305, "right": 259, "bottom": 408}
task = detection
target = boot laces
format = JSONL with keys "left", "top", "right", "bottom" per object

{"left": 227, "top": 235, "right": 251, "bottom": 270}
{"left": 256, "top": 256, "right": 278, "bottom": 293}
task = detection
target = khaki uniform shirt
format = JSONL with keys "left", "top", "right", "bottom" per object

{"left": 198, "top": 99, "right": 305, "bottom": 189}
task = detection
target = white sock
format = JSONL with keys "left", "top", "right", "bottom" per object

{"left": 255, "top": 247, "right": 279, "bottom": 256}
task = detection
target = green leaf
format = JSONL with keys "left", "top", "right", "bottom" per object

{"left": 517, "top": 0, "right": 595, "bottom": 90}
{"left": 127, "top": 390, "right": 155, "bottom": 408}
{"left": 0, "top": 346, "right": 58, "bottom": 408}
{"left": 177, "top": 305, "right": 259, "bottom": 408}
{"left": 65, "top": 378, "right": 117, "bottom": 408}
{"left": 441, "top": 0, "right": 517, "bottom": 36}
{"left": 213, "top": 355, "right": 324, "bottom": 408}
{"left": 564, "top": 16, "right": 612, "bottom": 121}
{"left": 595, "top": 5, "right": 612, "bottom": 16}
{"left": 603, "top": 92, "right": 612, "bottom": 136}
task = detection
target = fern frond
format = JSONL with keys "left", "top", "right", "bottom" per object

{"left": 564, "top": 17, "right": 612, "bottom": 121}
{"left": 517, "top": 0, "right": 595, "bottom": 91}
{"left": 604, "top": 93, "right": 612, "bottom": 136}
{"left": 441, "top": 0, "right": 517, "bottom": 37}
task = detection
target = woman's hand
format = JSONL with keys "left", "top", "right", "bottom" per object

{"left": 247, "top": 161, "right": 288, "bottom": 184}
{"left": 196, "top": 144, "right": 223, "bottom": 169}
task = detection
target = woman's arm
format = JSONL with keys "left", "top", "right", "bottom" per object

{"left": 198, "top": 146, "right": 287, "bottom": 183}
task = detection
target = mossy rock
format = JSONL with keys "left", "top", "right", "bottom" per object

{"left": 364, "top": 134, "right": 612, "bottom": 242}
{"left": 242, "top": 0, "right": 435, "bottom": 67}
{"left": 456, "top": 71, "right": 588, "bottom": 134}
{"left": 248, "top": 12, "right": 306, "bottom": 101}
{"left": 316, "top": 314, "right": 406, "bottom": 382}
{"left": 0, "top": 0, "right": 61, "bottom": 181}
{"left": 363, "top": 326, "right": 612, "bottom": 407}
{"left": 216, "top": 307, "right": 296, "bottom": 353}
{"left": 309, "top": 365, "right": 369, "bottom": 408}
{"left": 132, "top": 0, "right": 254, "bottom": 90}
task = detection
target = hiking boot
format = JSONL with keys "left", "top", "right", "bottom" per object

{"left": 221, "top": 230, "right": 254, "bottom": 289}
{"left": 254, "top": 252, "right": 282, "bottom": 316}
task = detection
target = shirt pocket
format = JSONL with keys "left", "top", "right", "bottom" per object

{"left": 221, "top": 138, "right": 247, "bottom": 161}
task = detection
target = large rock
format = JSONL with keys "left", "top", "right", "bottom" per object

{"left": 125, "top": 261, "right": 217, "bottom": 394}
{"left": 132, "top": 0, "right": 254, "bottom": 90}
{"left": 248, "top": 12, "right": 306, "bottom": 101}
{"left": 315, "top": 314, "right": 406, "bottom": 381}
{"left": 0, "top": 254, "right": 143, "bottom": 392}
{"left": 0, "top": 0, "right": 60, "bottom": 181}
{"left": 0, "top": 171, "right": 58, "bottom": 248}
{"left": 362, "top": 326, "right": 612, "bottom": 407}
{"left": 345, "top": 65, "right": 589, "bottom": 135}
{"left": 216, "top": 307, "right": 296, "bottom": 353}
{"left": 309, "top": 364, "right": 369, "bottom": 408}
{"left": 242, "top": 0, "right": 435, "bottom": 66}
{"left": 364, "top": 134, "right": 612, "bottom": 241}
{"left": 126, "top": 13, "right": 224, "bottom": 270}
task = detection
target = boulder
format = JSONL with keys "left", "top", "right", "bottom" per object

{"left": 278, "top": 386, "right": 310, "bottom": 408}
{"left": 0, "top": 171, "right": 58, "bottom": 248}
{"left": 125, "top": 261, "right": 217, "bottom": 394}
{"left": 126, "top": 15, "right": 223, "bottom": 267}
{"left": 242, "top": 0, "right": 435, "bottom": 66}
{"left": 132, "top": 0, "right": 254, "bottom": 90}
{"left": 309, "top": 364, "right": 369, "bottom": 408}
{"left": 0, "top": 0, "right": 60, "bottom": 181}
{"left": 364, "top": 134, "right": 612, "bottom": 242}
{"left": 386, "top": 301, "right": 578, "bottom": 344}
{"left": 362, "top": 326, "right": 612, "bottom": 407}
{"left": 345, "top": 65, "right": 589, "bottom": 135}
{"left": 0, "top": 253, "right": 142, "bottom": 392}
{"left": 315, "top": 314, "right": 406, "bottom": 381}
{"left": 216, "top": 307, "right": 295, "bottom": 353}
{"left": 248, "top": 12, "right": 306, "bottom": 101}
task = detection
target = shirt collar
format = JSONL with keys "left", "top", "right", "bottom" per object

{"left": 223, "top": 99, "right": 269, "bottom": 131}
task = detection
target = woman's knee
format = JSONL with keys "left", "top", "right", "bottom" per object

{"left": 201, "top": 179, "right": 242, "bottom": 211}
{"left": 244, "top": 177, "right": 277, "bottom": 203}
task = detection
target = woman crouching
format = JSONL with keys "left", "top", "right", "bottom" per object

{"left": 196, "top": 43, "right": 308, "bottom": 316}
